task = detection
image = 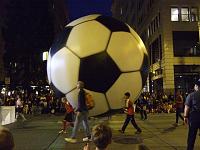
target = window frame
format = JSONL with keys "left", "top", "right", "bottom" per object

{"left": 181, "top": 7, "right": 190, "bottom": 22}
{"left": 171, "top": 7, "right": 179, "bottom": 22}
{"left": 190, "top": 7, "right": 199, "bottom": 22}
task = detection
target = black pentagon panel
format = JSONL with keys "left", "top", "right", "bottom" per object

{"left": 50, "top": 27, "right": 73, "bottom": 56}
{"left": 79, "top": 52, "right": 121, "bottom": 93}
{"left": 140, "top": 54, "right": 150, "bottom": 86}
{"left": 95, "top": 16, "right": 130, "bottom": 32}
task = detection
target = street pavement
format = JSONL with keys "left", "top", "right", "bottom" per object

{"left": 4, "top": 113, "right": 200, "bottom": 150}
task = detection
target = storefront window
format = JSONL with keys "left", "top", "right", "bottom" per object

{"left": 174, "top": 65, "right": 200, "bottom": 94}
{"left": 173, "top": 31, "right": 200, "bottom": 56}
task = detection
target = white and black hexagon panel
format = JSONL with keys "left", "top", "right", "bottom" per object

{"left": 95, "top": 15, "right": 130, "bottom": 32}
{"left": 87, "top": 90, "right": 109, "bottom": 116}
{"left": 66, "top": 88, "right": 79, "bottom": 109}
{"left": 66, "top": 89, "right": 109, "bottom": 116}
{"left": 50, "top": 82, "right": 65, "bottom": 98}
{"left": 127, "top": 24, "right": 148, "bottom": 55}
{"left": 107, "top": 32, "right": 145, "bottom": 72}
{"left": 66, "top": 14, "right": 101, "bottom": 27}
{"left": 50, "top": 47, "right": 80, "bottom": 94}
{"left": 106, "top": 72, "right": 142, "bottom": 109}
{"left": 127, "top": 24, "right": 149, "bottom": 86}
{"left": 50, "top": 27, "right": 73, "bottom": 57}
{"left": 79, "top": 51, "right": 121, "bottom": 93}
{"left": 66, "top": 20, "right": 111, "bottom": 58}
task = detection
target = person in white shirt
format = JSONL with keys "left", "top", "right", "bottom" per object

{"left": 16, "top": 95, "right": 26, "bottom": 121}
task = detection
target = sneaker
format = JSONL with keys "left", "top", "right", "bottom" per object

{"left": 64, "top": 138, "right": 77, "bottom": 143}
{"left": 59, "top": 130, "right": 67, "bottom": 134}
{"left": 118, "top": 130, "right": 124, "bottom": 134}
{"left": 83, "top": 137, "right": 92, "bottom": 142}
{"left": 135, "top": 130, "right": 142, "bottom": 134}
{"left": 59, "top": 130, "right": 64, "bottom": 134}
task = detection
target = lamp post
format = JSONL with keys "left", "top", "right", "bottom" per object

{"left": 42, "top": 51, "right": 49, "bottom": 93}
{"left": 43, "top": 51, "right": 48, "bottom": 61}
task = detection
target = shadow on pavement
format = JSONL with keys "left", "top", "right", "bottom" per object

{"left": 161, "top": 125, "right": 176, "bottom": 134}
{"left": 113, "top": 135, "right": 143, "bottom": 144}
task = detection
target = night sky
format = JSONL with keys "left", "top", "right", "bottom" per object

{"left": 0, "top": 0, "right": 113, "bottom": 85}
{"left": 4, "top": 0, "right": 54, "bottom": 56}
{"left": 67, "top": 0, "right": 112, "bottom": 21}
{"left": 3, "top": 0, "right": 112, "bottom": 57}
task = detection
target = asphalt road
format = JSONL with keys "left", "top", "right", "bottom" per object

{"left": 4, "top": 113, "right": 200, "bottom": 150}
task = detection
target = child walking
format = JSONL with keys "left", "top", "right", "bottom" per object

{"left": 119, "top": 92, "right": 142, "bottom": 134}
{"left": 59, "top": 97, "right": 74, "bottom": 134}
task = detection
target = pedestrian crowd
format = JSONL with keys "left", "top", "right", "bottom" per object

{"left": 1, "top": 80, "right": 200, "bottom": 150}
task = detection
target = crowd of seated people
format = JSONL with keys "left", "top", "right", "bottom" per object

{"left": 0, "top": 90, "right": 66, "bottom": 116}
{"left": 0, "top": 89, "right": 190, "bottom": 117}
{"left": 134, "top": 91, "right": 188, "bottom": 114}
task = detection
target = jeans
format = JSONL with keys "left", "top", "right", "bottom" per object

{"left": 71, "top": 111, "right": 90, "bottom": 138}
{"left": 176, "top": 107, "right": 184, "bottom": 123}
{"left": 187, "top": 112, "right": 200, "bottom": 150}
{"left": 140, "top": 109, "right": 147, "bottom": 120}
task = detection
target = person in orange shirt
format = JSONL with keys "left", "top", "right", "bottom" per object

{"left": 59, "top": 97, "right": 74, "bottom": 134}
{"left": 119, "top": 92, "right": 142, "bottom": 134}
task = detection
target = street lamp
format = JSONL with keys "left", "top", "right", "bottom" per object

{"left": 43, "top": 51, "right": 48, "bottom": 61}
{"left": 42, "top": 51, "right": 49, "bottom": 92}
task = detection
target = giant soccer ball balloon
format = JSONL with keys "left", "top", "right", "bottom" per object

{"left": 47, "top": 14, "right": 149, "bottom": 116}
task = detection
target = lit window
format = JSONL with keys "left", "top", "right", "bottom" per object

{"left": 181, "top": 7, "right": 189, "bottom": 21}
{"left": 171, "top": 8, "right": 179, "bottom": 21}
{"left": 191, "top": 7, "right": 198, "bottom": 22}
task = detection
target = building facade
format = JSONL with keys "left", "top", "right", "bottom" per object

{"left": 3, "top": 0, "right": 56, "bottom": 89}
{"left": 0, "top": 25, "right": 5, "bottom": 84}
{"left": 113, "top": 0, "right": 200, "bottom": 95}
{"left": 112, "top": 0, "right": 137, "bottom": 30}
{"left": 0, "top": 0, "right": 8, "bottom": 85}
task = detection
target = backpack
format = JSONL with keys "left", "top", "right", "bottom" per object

{"left": 85, "top": 92, "right": 95, "bottom": 110}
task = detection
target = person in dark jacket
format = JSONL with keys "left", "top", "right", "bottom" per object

{"left": 59, "top": 97, "right": 74, "bottom": 134}
{"left": 65, "top": 81, "right": 91, "bottom": 143}
{"left": 184, "top": 80, "right": 200, "bottom": 150}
